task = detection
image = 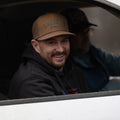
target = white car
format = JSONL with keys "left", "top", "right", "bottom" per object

{"left": 0, "top": 0, "right": 120, "bottom": 120}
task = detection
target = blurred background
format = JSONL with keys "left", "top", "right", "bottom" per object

{"left": 81, "top": 7, "right": 120, "bottom": 55}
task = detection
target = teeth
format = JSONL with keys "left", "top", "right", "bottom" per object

{"left": 55, "top": 55, "right": 64, "bottom": 58}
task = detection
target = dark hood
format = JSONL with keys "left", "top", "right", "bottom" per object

{"left": 21, "top": 44, "right": 55, "bottom": 74}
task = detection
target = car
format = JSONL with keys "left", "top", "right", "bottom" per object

{"left": 0, "top": 0, "right": 120, "bottom": 119}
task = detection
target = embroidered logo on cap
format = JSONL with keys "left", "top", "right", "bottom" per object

{"left": 44, "top": 19, "right": 65, "bottom": 29}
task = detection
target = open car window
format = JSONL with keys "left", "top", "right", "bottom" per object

{"left": 0, "top": 0, "right": 120, "bottom": 119}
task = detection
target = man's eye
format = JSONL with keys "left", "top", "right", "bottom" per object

{"left": 48, "top": 41, "right": 55, "bottom": 44}
{"left": 62, "top": 38, "right": 69, "bottom": 43}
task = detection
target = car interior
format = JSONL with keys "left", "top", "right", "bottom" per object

{"left": 0, "top": 0, "right": 120, "bottom": 102}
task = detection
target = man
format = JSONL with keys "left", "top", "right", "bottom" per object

{"left": 60, "top": 8, "right": 120, "bottom": 92}
{"left": 9, "top": 13, "right": 89, "bottom": 99}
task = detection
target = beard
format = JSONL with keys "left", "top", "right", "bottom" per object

{"left": 50, "top": 51, "right": 68, "bottom": 71}
{"left": 50, "top": 64, "right": 64, "bottom": 71}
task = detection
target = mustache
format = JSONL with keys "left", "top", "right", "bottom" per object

{"left": 51, "top": 51, "right": 67, "bottom": 57}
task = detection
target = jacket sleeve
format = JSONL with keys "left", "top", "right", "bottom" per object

{"left": 95, "top": 46, "right": 120, "bottom": 76}
{"left": 9, "top": 74, "right": 56, "bottom": 99}
{"left": 18, "top": 77, "right": 56, "bottom": 98}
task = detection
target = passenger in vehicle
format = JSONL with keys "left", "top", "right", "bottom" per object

{"left": 8, "top": 13, "right": 90, "bottom": 99}
{"left": 60, "top": 8, "right": 120, "bottom": 92}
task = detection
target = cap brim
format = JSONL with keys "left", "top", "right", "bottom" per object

{"left": 88, "top": 22, "right": 97, "bottom": 27}
{"left": 37, "top": 31, "right": 75, "bottom": 41}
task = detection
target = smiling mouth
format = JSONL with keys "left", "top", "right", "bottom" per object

{"left": 53, "top": 55, "right": 65, "bottom": 62}
{"left": 55, "top": 55, "right": 64, "bottom": 58}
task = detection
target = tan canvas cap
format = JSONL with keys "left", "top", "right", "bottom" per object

{"left": 32, "top": 13, "right": 75, "bottom": 40}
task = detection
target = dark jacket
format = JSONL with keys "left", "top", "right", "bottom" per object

{"left": 9, "top": 45, "right": 89, "bottom": 99}
{"left": 72, "top": 45, "right": 120, "bottom": 92}
{"left": 0, "top": 92, "right": 8, "bottom": 100}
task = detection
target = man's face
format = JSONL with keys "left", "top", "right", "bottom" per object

{"left": 70, "top": 28, "right": 91, "bottom": 57}
{"left": 37, "top": 35, "right": 70, "bottom": 71}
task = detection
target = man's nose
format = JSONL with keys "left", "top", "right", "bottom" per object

{"left": 56, "top": 43, "right": 64, "bottom": 52}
